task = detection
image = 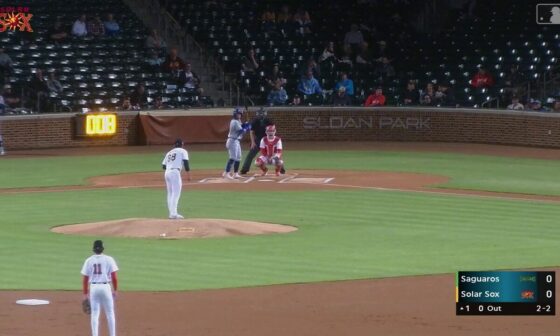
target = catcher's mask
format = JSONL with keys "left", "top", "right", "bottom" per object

{"left": 266, "top": 125, "right": 276, "bottom": 140}
{"left": 93, "top": 240, "right": 104, "bottom": 254}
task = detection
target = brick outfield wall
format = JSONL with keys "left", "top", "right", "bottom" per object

{"left": 0, "top": 112, "right": 139, "bottom": 150}
{"left": 1, "top": 107, "right": 559, "bottom": 149}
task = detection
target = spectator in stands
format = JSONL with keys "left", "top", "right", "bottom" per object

{"left": 181, "top": 63, "right": 203, "bottom": 95}
{"left": 71, "top": 14, "right": 88, "bottom": 37}
{"left": 334, "top": 72, "right": 354, "bottom": 96}
{"left": 319, "top": 41, "right": 337, "bottom": 63}
{"left": 48, "top": 20, "right": 68, "bottom": 44}
{"left": 87, "top": 15, "right": 105, "bottom": 37}
{"left": 297, "top": 70, "right": 322, "bottom": 96}
{"left": 146, "top": 29, "right": 167, "bottom": 55}
{"left": 276, "top": 5, "right": 292, "bottom": 33}
{"left": 344, "top": 24, "right": 364, "bottom": 56}
{"left": 29, "top": 69, "right": 49, "bottom": 112}
{"left": 130, "top": 84, "right": 147, "bottom": 109}
{"left": 163, "top": 48, "right": 186, "bottom": 74}
{"left": 241, "top": 49, "right": 260, "bottom": 74}
{"left": 300, "top": 56, "right": 320, "bottom": 78}
{"left": 526, "top": 99, "right": 549, "bottom": 112}
{"left": 266, "top": 81, "right": 288, "bottom": 106}
{"left": 290, "top": 94, "right": 302, "bottom": 106}
{"left": 374, "top": 57, "right": 395, "bottom": 81}
{"left": 121, "top": 96, "right": 132, "bottom": 110}
{"left": 332, "top": 86, "right": 352, "bottom": 106}
{"left": 152, "top": 96, "right": 165, "bottom": 109}
{"left": 2, "top": 84, "right": 21, "bottom": 110}
{"left": 364, "top": 87, "right": 386, "bottom": 106}
{"left": 403, "top": 81, "right": 419, "bottom": 105}
{"left": 46, "top": 72, "right": 63, "bottom": 94}
{"left": 470, "top": 67, "right": 494, "bottom": 88}
{"left": 420, "top": 82, "right": 436, "bottom": 106}
{"left": 103, "top": 13, "right": 120, "bottom": 36}
{"left": 146, "top": 49, "right": 164, "bottom": 71}
{"left": 434, "top": 82, "right": 456, "bottom": 107}
{"left": 266, "top": 64, "right": 286, "bottom": 88}
{"left": 292, "top": 6, "right": 311, "bottom": 35}
{"left": 507, "top": 96, "right": 524, "bottom": 110}
{"left": 0, "top": 47, "right": 13, "bottom": 85}
{"left": 553, "top": 99, "right": 560, "bottom": 112}
{"left": 260, "top": 4, "right": 276, "bottom": 32}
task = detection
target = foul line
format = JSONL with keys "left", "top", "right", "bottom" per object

{"left": 313, "top": 182, "right": 560, "bottom": 204}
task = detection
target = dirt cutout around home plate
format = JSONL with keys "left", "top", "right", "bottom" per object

{"left": 51, "top": 218, "right": 297, "bottom": 239}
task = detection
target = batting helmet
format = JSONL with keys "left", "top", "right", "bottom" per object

{"left": 232, "top": 107, "right": 243, "bottom": 117}
{"left": 174, "top": 138, "right": 184, "bottom": 147}
{"left": 93, "top": 240, "right": 104, "bottom": 254}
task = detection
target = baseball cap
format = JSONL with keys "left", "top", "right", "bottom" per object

{"left": 93, "top": 240, "right": 104, "bottom": 253}
{"left": 174, "top": 138, "right": 184, "bottom": 147}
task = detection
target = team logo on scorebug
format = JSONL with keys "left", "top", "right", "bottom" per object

{"left": 0, "top": 6, "right": 33, "bottom": 32}
{"left": 521, "top": 290, "right": 535, "bottom": 299}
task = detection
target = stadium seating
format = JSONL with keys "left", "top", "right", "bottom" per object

{"left": 161, "top": 0, "right": 556, "bottom": 107}
{"left": 3, "top": 0, "right": 212, "bottom": 113}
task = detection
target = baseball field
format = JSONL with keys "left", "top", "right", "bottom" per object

{"left": 0, "top": 141, "right": 559, "bottom": 335}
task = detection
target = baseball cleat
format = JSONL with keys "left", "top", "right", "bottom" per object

{"left": 233, "top": 173, "right": 242, "bottom": 179}
{"left": 223, "top": 172, "right": 234, "bottom": 179}
{"left": 175, "top": 214, "right": 184, "bottom": 219}
{"left": 0, "top": 150, "right": 5, "bottom": 156}
{"left": 275, "top": 172, "right": 281, "bottom": 176}
{"left": 169, "top": 215, "right": 177, "bottom": 219}
{"left": 260, "top": 168, "right": 268, "bottom": 176}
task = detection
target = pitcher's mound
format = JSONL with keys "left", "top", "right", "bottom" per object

{"left": 51, "top": 218, "right": 297, "bottom": 239}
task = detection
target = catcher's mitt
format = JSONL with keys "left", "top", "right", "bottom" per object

{"left": 82, "top": 298, "right": 91, "bottom": 315}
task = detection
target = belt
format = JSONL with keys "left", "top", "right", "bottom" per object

{"left": 171, "top": 168, "right": 181, "bottom": 170}
{"left": 227, "top": 137, "right": 240, "bottom": 140}
{"left": 91, "top": 282, "right": 109, "bottom": 284}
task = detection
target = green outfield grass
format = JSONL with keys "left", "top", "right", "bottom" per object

{"left": 1, "top": 150, "right": 560, "bottom": 195}
{"left": 0, "top": 149, "right": 559, "bottom": 291}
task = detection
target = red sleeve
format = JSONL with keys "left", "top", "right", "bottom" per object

{"left": 111, "top": 272, "right": 118, "bottom": 291}
{"left": 82, "top": 275, "right": 89, "bottom": 295}
{"left": 364, "top": 95, "right": 373, "bottom": 106}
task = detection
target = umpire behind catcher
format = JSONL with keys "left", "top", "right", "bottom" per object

{"left": 240, "top": 107, "right": 286, "bottom": 175}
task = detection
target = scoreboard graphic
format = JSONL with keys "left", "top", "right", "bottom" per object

{"left": 456, "top": 271, "right": 555, "bottom": 315}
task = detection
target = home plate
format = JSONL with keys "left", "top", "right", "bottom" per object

{"left": 16, "top": 299, "right": 50, "bottom": 306}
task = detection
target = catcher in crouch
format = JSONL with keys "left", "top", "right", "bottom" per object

{"left": 255, "top": 125, "right": 285, "bottom": 176}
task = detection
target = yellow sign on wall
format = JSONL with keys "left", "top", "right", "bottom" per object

{"left": 85, "top": 114, "right": 117, "bottom": 135}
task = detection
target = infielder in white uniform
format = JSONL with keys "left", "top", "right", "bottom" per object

{"left": 162, "top": 138, "right": 191, "bottom": 219}
{"left": 223, "top": 107, "right": 251, "bottom": 179}
{"left": 81, "top": 240, "right": 119, "bottom": 336}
